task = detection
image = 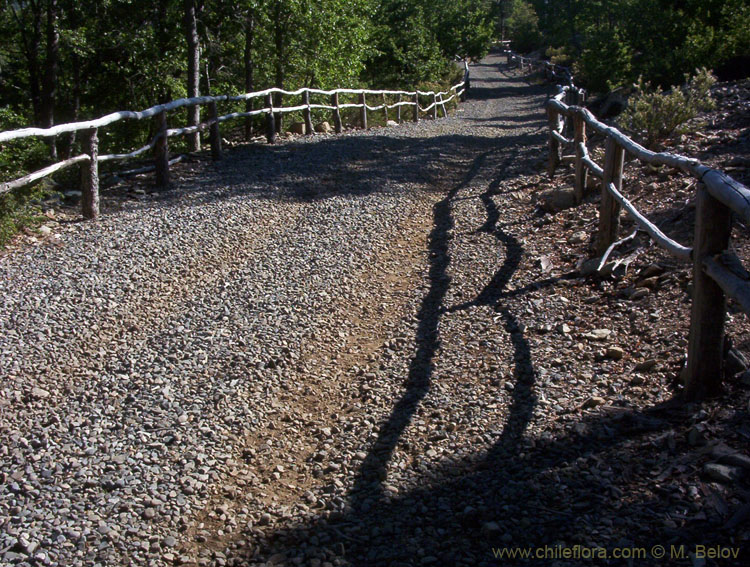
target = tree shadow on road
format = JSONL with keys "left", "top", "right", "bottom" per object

{"left": 214, "top": 133, "right": 743, "bottom": 567}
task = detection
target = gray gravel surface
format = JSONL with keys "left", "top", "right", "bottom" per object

{"left": 5, "top": 51, "right": 745, "bottom": 567}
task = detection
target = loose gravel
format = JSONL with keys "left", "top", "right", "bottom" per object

{"left": 3, "top": 51, "right": 749, "bottom": 567}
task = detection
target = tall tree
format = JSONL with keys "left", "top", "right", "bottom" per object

{"left": 184, "top": 0, "right": 201, "bottom": 151}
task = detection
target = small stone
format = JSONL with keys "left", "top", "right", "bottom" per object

{"left": 640, "top": 263, "right": 664, "bottom": 278}
{"left": 703, "top": 463, "right": 742, "bottom": 484}
{"left": 163, "top": 535, "right": 177, "bottom": 548}
{"left": 579, "top": 258, "right": 600, "bottom": 276}
{"left": 687, "top": 426, "right": 707, "bottom": 447}
{"left": 584, "top": 329, "right": 612, "bottom": 341}
{"left": 482, "top": 521, "right": 502, "bottom": 535}
{"left": 568, "top": 231, "right": 587, "bottom": 245}
{"left": 557, "top": 323, "right": 571, "bottom": 335}
{"left": 258, "top": 513, "right": 272, "bottom": 526}
{"left": 582, "top": 396, "right": 606, "bottom": 409}
{"left": 143, "top": 507, "right": 157, "bottom": 520}
{"left": 630, "top": 288, "right": 650, "bottom": 300}
{"left": 30, "top": 387, "right": 50, "bottom": 400}
{"left": 39, "top": 225, "right": 52, "bottom": 236}
{"left": 605, "top": 346, "right": 625, "bottom": 360}
{"left": 289, "top": 122, "right": 306, "bottom": 135}
{"left": 634, "top": 359, "right": 658, "bottom": 372}
{"left": 314, "top": 121, "right": 332, "bottom": 134}
{"left": 630, "top": 375, "right": 645, "bottom": 386}
{"left": 636, "top": 276, "right": 660, "bottom": 289}
{"left": 386, "top": 120, "right": 399, "bottom": 127}
{"left": 539, "top": 187, "right": 577, "bottom": 212}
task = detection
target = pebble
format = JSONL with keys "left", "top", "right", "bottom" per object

{"left": 703, "top": 463, "right": 742, "bottom": 484}
{"left": 605, "top": 346, "right": 625, "bottom": 360}
{"left": 634, "top": 359, "right": 658, "bottom": 371}
{"left": 585, "top": 329, "right": 612, "bottom": 341}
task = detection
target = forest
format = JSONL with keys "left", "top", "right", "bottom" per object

{"left": 501, "top": 0, "right": 750, "bottom": 91}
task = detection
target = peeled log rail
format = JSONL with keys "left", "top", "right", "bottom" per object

{"left": 703, "top": 255, "right": 750, "bottom": 316}
{"left": 547, "top": 101, "right": 750, "bottom": 224}
{"left": 0, "top": 65, "right": 469, "bottom": 218}
{"left": 0, "top": 154, "right": 89, "bottom": 195}
{"left": 551, "top": 131, "right": 571, "bottom": 146}
{"left": 582, "top": 155, "right": 604, "bottom": 179}
{"left": 605, "top": 181, "right": 692, "bottom": 261}
{"left": 538, "top": 60, "right": 750, "bottom": 400}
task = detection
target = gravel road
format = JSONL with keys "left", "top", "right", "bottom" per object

{"left": 5, "top": 51, "right": 730, "bottom": 567}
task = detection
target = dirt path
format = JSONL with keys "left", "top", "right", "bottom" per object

{"left": 5, "top": 51, "right": 746, "bottom": 567}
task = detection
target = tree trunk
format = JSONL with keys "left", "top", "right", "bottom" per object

{"left": 42, "top": 0, "right": 59, "bottom": 160}
{"left": 14, "top": 1, "right": 43, "bottom": 126}
{"left": 273, "top": 4, "right": 285, "bottom": 133}
{"left": 63, "top": 51, "right": 81, "bottom": 160}
{"left": 184, "top": 0, "right": 201, "bottom": 152}
{"left": 243, "top": 7, "right": 255, "bottom": 140}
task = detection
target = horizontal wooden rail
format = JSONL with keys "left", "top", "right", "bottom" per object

{"left": 605, "top": 181, "right": 692, "bottom": 261}
{"left": 0, "top": 61, "right": 470, "bottom": 217}
{"left": 703, "top": 255, "right": 750, "bottom": 316}
{"left": 540, "top": 68, "right": 750, "bottom": 400}
{"left": 0, "top": 155, "right": 90, "bottom": 195}
{"left": 0, "top": 82, "right": 467, "bottom": 144}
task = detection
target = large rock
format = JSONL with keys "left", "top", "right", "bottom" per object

{"left": 288, "top": 122, "right": 306, "bottom": 135}
{"left": 386, "top": 120, "right": 399, "bottom": 127}
{"left": 538, "top": 187, "right": 577, "bottom": 212}
{"left": 314, "top": 121, "right": 332, "bottom": 134}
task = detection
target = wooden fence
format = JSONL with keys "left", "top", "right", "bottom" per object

{"left": 0, "top": 62, "right": 470, "bottom": 220}
{"left": 519, "top": 57, "right": 750, "bottom": 400}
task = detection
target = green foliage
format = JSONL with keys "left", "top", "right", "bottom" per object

{"left": 496, "top": 0, "right": 750, "bottom": 93}
{"left": 506, "top": 1, "right": 543, "bottom": 53}
{"left": 621, "top": 68, "right": 717, "bottom": 149}
{"left": 575, "top": 29, "right": 633, "bottom": 92}
{"left": 0, "top": 107, "right": 56, "bottom": 245}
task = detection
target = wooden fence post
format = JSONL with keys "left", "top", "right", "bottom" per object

{"left": 332, "top": 92, "right": 342, "bottom": 134}
{"left": 432, "top": 93, "right": 438, "bottom": 120}
{"left": 244, "top": 98, "right": 254, "bottom": 141}
{"left": 685, "top": 185, "right": 733, "bottom": 399}
{"left": 303, "top": 90, "right": 313, "bottom": 135}
{"left": 574, "top": 112, "right": 587, "bottom": 203}
{"left": 209, "top": 101, "right": 222, "bottom": 160}
{"left": 413, "top": 93, "right": 419, "bottom": 122}
{"left": 265, "top": 93, "right": 276, "bottom": 144}
{"left": 546, "top": 106, "right": 561, "bottom": 178}
{"left": 80, "top": 128, "right": 99, "bottom": 219}
{"left": 439, "top": 93, "right": 448, "bottom": 117}
{"left": 596, "top": 137, "right": 625, "bottom": 255}
{"left": 383, "top": 93, "right": 389, "bottom": 124}
{"left": 274, "top": 93, "right": 283, "bottom": 133}
{"left": 397, "top": 94, "right": 402, "bottom": 123}
{"left": 154, "top": 110, "right": 170, "bottom": 187}
{"left": 359, "top": 92, "right": 367, "bottom": 130}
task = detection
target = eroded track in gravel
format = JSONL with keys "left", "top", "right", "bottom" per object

{"left": 1, "top": 52, "right": 653, "bottom": 567}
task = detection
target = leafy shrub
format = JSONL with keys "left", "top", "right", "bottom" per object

{"left": 621, "top": 68, "right": 717, "bottom": 149}
{"left": 0, "top": 107, "right": 57, "bottom": 246}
